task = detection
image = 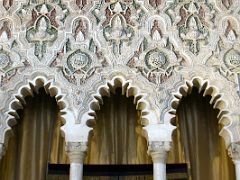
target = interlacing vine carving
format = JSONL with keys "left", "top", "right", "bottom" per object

{"left": 0, "top": 0, "right": 239, "bottom": 163}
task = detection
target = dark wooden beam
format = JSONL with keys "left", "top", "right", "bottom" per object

{"left": 48, "top": 164, "right": 188, "bottom": 178}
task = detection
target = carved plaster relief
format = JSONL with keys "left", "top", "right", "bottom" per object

{"left": 0, "top": 0, "right": 239, "bottom": 170}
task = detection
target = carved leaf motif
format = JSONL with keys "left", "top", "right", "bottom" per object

{"left": 222, "top": 0, "right": 233, "bottom": 9}
{"left": 150, "top": 20, "right": 162, "bottom": 41}
{"left": 224, "top": 49, "right": 240, "bottom": 69}
{"left": 0, "top": 53, "right": 10, "bottom": 70}
{"left": 225, "top": 20, "right": 237, "bottom": 41}
{"left": 74, "top": 19, "right": 88, "bottom": 42}
{"left": 76, "top": 0, "right": 87, "bottom": 9}
{"left": 149, "top": 0, "right": 161, "bottom": 8}
{"left": 3, "top": 0, "right": 13, "bottom": 10}
{"left": 0, "top": 21, "right": 11, "bottom": 43}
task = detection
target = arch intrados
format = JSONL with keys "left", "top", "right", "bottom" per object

{"left": 166, "top": 77, "right": 236, "bottom": 147}
{"left": 82, "top": 76, "right": 156, "bottom": 128}
{"left": 6, "top": 76, "right": 68, "bottom": 128}
{"left": 170, "top": 77, "right": 230, "bottom": 122}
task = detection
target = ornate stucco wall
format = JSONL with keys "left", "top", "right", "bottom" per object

{"left": 0, "top": 0, "right": 240, "bottom": 179}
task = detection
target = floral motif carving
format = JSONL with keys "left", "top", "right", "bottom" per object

{"left": 127, "top": 35, "right": 180, "bottom": 86}
{"left": 224, "top": 49, "right": 240, "bottom": 69}
{"left": 0, "top": 21, "right": 12, "bottom": 43}
{"left": 0, "top": 0, "right": 239, "bottom": 168}
{"left": 73, "top": 18, "right": 88, "bottom": 43}
{"left": 0, "top": 47, "right": 25, "bottom": 87}
{"left": 140, "top": 48, "right": 176, "bottom": 85}
{"left": 18, "top": 1, "right": 69, "bottom": 60}
{"left": 104, "top": 14, "right": 134, "bottom": 54}
{"left": 25, "top": 4, "right": 58, "bottom": 60}
{"left": 92, "top": 0, "right": 145, "bottom": 56}
{"left": 76, "top": 0, "right": 87, "bottom": 9}
{"left": 2, "top": 0, "right": 13, "bottom": 10}
{"left": 63, "top": 50, "right": 94, "bottom": 84}
{"left": 222, "top": 0, "right": 233, "bottom": 9}
{"left": 54, "top": 38, "right": 103, "bottom": 85}
{"left": 150, "top": 20, "right": 163, "bottom": 41}
{"left": 0, "top": 19, "right": 26, "bottom": 87}
{"left": 207, "top": 16, "right": 240, "bottom": 91}
{"left": 149, "top": 0, "right": 162, "bottom": 8}
{"left": 224, "top": 20, "right": 238, "bottom": 43}
{"left": 219, "top": 48, "right": 240, "bottom": 87}
{"left": 167, "top": 0, "right": 214, "bottom": 55}
{"left": 103, "top": 2, "right": 135, "bottom": 55}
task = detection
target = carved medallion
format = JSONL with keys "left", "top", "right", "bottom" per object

{"left": 146, "top": 49, "right": 168, "bottom": 70}
{"left": 0, "top": 52, "right": 10, "bottom": 70}
{"left": 224, "top": 49, "right": 240, "bottom": 69}
{"left": 63, "top": 50, "right": 97, "bottom": 85}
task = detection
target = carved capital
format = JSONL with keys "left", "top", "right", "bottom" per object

{"left": 228, "top": 142, "right": 240, "bottom": 163}
{"left": 66, "top": 142, "right": 88, "bottom": 164}
{"left": 148, "top": 141, "right": 171, "bottom": 152}
{"left": 66, "top": 142, "right": 88, "bottom": 152}
{"left": 148, "top": 141, "right": 171, "bottom": 163}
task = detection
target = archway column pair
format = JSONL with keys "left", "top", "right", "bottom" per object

{"left": 66, "top": 140, "right": 171, "bottom": 180}
{"left": 64, "top": 121, "right": 174, "bottom": 180}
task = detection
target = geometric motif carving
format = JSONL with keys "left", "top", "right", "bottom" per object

{"left": 0, "top": 0, "right": 239, "bottom": 164}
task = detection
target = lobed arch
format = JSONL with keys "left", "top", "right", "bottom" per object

{"left": 164, "top": 76, "right": 239, "bottom": 148}
{"left": 81, "top": 76, "right": 158, "bottom": 126}
{"left": 80, "top": 76, "right": 158, "bottom": 141}
{"left": 75, "top": 75, "right": 175, "bottom": 144}
{"left": 0, "top": 74, "right": 73, "bottom": 157}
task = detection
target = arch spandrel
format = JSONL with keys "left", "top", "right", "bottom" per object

{"left": 61, "top": 68, "right": 176, "bottom": 143}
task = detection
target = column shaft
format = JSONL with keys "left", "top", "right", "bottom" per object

{"left": 148, "top": 141, "right": 170, "bottom": 180}
{"left": 70, "top": 163, "right": 84, "bottom": 180}
{"left": 235, "top": 160, "right": 240, "bottom": 180}
{"left": 153, "top": 161, "right": 166, "bottom": 180}
{"left": 66, "top": 142, "right": 87, "bottom": 180}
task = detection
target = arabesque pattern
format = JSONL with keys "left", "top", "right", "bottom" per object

{"left": 0, "top": 1, "right": 240, "bottom": 178}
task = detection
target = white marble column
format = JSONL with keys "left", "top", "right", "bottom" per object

{"left": 148, "top": 141, "right": 171, "bottom": 180}
{"left": 234, "top": 160, "right": 240, "bottom": 180}
{"left": 66, "top": 142, "right": 87, "bottom": 180}
{"left": 228, "top": 142, "right": 240, "bottom": 180}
